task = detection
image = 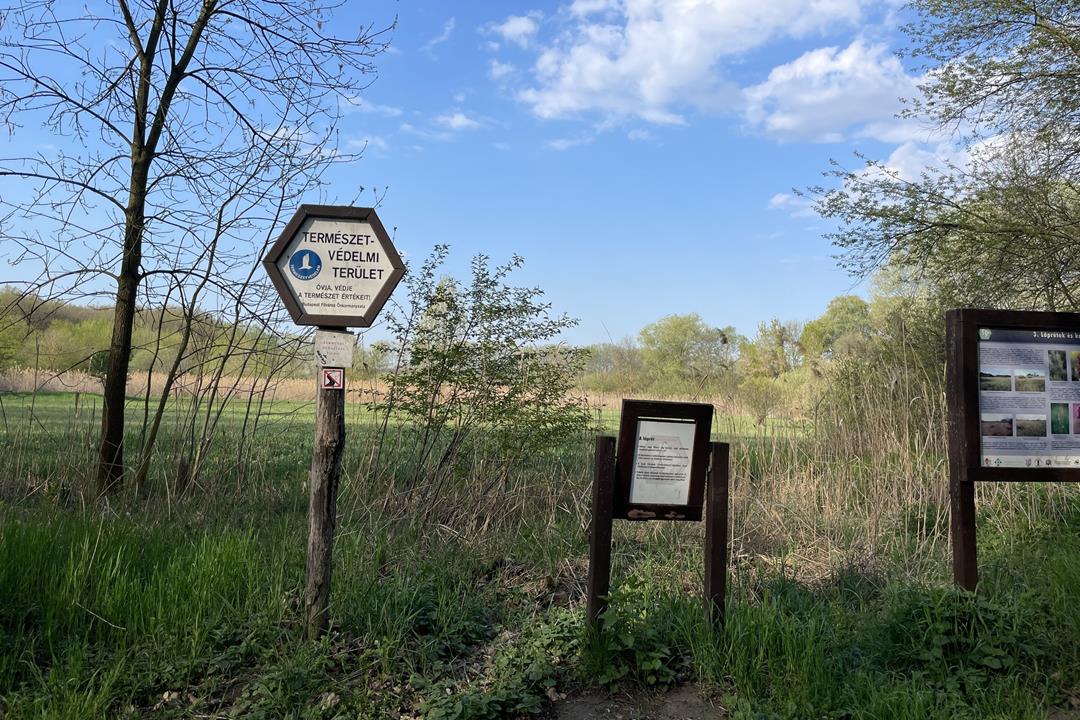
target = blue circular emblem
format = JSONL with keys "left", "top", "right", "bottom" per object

{"left": 289, "top": 249, "right": 322, "bottom": 280}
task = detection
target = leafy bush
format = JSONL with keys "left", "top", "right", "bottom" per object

{"left": 376, "top": 247, "right": 593, "bottom": 489}
{"left": 583, "top": 584, "right": 683, "bottom": 689}
{"left": 738, "top": 376, "right": 783, "bottom": 426}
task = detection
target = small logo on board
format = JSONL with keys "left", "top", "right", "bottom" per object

{"left": 289, "top": 250, "right": 322, "bottom": 280}
{"left": 321, "top": 368, "right": 344, "bottom": 390}
{"left": 979, "top": 328, "right": 992, "bottom": 340}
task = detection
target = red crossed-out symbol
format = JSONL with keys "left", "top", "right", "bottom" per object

{"left": 321, "top": 368, "right": 343, "bottom": 389}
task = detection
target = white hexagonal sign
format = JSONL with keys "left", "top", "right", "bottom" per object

{"left": 263, "top": 205, "right": 405, "bottom": 328}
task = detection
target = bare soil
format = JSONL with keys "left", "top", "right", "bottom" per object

{"left": 981, "top": 420, "right": 1013, "bottom": 437}
{"left": 550, "top": 685, "right": 723, "bottom": 720}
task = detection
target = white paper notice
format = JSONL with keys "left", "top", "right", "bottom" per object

{"left": 629, "top": 419, "right": 695, "bottom": 505}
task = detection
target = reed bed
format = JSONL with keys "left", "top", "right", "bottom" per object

{"left": 0, "top": 367, "right": 384, "bottom": 404}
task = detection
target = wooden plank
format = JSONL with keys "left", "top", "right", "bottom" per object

{"left": 704, "top": 442, "right": 730, "bottom": 626}
{"left": 946, "top": 310, "right": 978, "bottom": 590}
{"left": 586, "top": 435, "right": 616, "bottom": 630}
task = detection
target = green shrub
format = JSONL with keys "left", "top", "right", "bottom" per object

{"left": 582, "top": 584, "right": 683, "bottom": 689}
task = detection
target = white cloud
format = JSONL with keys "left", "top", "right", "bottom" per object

{"left": 518, "top": 0, "right": 868, "bottom": 124}
{"left": 490, "top": 60, "right": 515, "bottom": 81}
{"left": 769, "top": 192, "right": 816, "bottom": 218}
{"left": 488, "top": 12, "right": 542, "bottom": 48}
{"left": 569, "top": 0, "right": 620, "bottom": 17}
{"left": 340, "top": 96, "right": 403, "bottom": 117}
{"left": 547, "top": 135, "right": 594, "bottom": 150}
{"left": 436, "top": 112, "right": 482, "bottom": 131}
{"left": 627, "top": 128, "right": 652, "bottom": 141}
{"left": 873, "top": 137, "right": 996, "bottom": 182}
{"left": 879, "top": 142, "right": 953, "bottom": 181}
{"left": 743, "top": 39, "right": 921, "bottom": 143}
{"left": 422, "top": 18, "right": 456, "bottom": 56}
{"left": 400, "top": 123, "right": 452, "bottom": 142}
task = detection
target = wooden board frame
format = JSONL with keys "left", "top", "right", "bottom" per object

{"left": 613, "top": 399, "right": 713, "bottom": 521}
{"left": 947, "top": 307, "right": 1080, "bottom": 484}
{"left": 946, "top": 307, "right": 1080, "bottom": 590}
{"left": 263, "top": 205, "right": 405, "bottom": 328}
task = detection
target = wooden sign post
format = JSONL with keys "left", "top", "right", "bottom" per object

{"left": 305, "top": 366, "right": 346, "bottom": 635}
{"left": 946, "top": 308, "right": 1080, "bottom": 590}
{"left": 587, "top": 399, "right": 730, "bottom": 630}
{"left": 264, "top": 205, "right": 404, "bottom": 639}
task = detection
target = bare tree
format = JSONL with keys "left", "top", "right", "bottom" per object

{"left": 0, "top": 0, "right": 391, "bottom": 494}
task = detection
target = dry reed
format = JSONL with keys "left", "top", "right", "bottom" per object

{"left": 4, "top": 362, "right": 1076, "bottom": 587}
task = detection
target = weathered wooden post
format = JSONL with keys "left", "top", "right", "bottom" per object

{"left": 305, "top": 363, "right": 347, "bottom": 636}
{"left": 703, "top": 441, "right": 730, "bottom": 626}
{"left": 264, "top": 205, "right": 404, "bottom": 639}
{"left": 586, "top": 435, "right": 615, "bottom": 629}
{"left": 945, "top": 309, "right": 978, "bottom": 590}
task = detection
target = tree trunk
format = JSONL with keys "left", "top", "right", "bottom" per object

{"left": 96, "top": 241, "right": 141, "bottom": 494}
{"left": 96, "top": 156, "right": 148, "bottom": 494}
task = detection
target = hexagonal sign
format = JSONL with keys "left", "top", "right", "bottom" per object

{"left": 263, "top": 205, "right": 405, "bottom": 328}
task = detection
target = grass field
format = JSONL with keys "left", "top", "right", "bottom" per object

{"left": 1051, "top": 352, "right": 1068, "bottom": 381}
{"left": 980, "top": 375, "right": 1012, "bottom": 391}
{"left": 1016, "top": 417, "right": 1048, "bottom": 437}
{"left": 2, "top": 391, "right": 1080, "bottom": 719}
{"left": 1016, "top": 376, "right": 1047, "bottom": 393}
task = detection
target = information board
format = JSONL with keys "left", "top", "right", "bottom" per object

{"left": 978, "top": 327, "right": 1080, "bottom": 468}
{"left": 628, "top": 419, "right": 696, "bottom": 505}
{"left": 945, "top": 307, "right": 1080, "bottom": 591}
{"left": 614, "top": 399, "right": 712, "bottom": 521}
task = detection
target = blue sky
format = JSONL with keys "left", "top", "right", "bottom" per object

{"left": 1, "top": 1, "right": 960, "bottom": 346}
{"left": 321, "top": 0, "right": 947, "bottom": 344}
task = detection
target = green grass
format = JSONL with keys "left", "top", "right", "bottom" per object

{"left": 2, "top": 391, "right": 1079, "bottom": 718}
{"left": 1016, "top": 377, "right": 1046, "bottom": 393}
{"left": 980, "top": 377, "right": 1012, "bottom": 391}
{"left": 1016, "top": 419, "right": 1047, "bottom": 437}
{"left": 3, "top": 503, "right": 1078, "bottom": 719}
{"left": 1052, "top": 404, "right": 1071, "bottom": 434}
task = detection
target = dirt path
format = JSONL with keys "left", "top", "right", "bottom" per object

{"left": 552, "top": 687, "right": 1080, "bottom": 720}
{"left": 550, "top": 685, "right": 723, "bottom": 720}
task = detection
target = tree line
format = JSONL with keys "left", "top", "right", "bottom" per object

{"left": 0, "top": 278, "right": 929, "bottom": 426}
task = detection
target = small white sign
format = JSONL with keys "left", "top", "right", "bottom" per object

{"left": 320, "top": 367, "right": 344, "bottom": 390}
{"left": 629, "top": 419, "right": 696, "bottom": 505}
{"left": 314, "top": 329, "right": 354, "bottom": 368}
